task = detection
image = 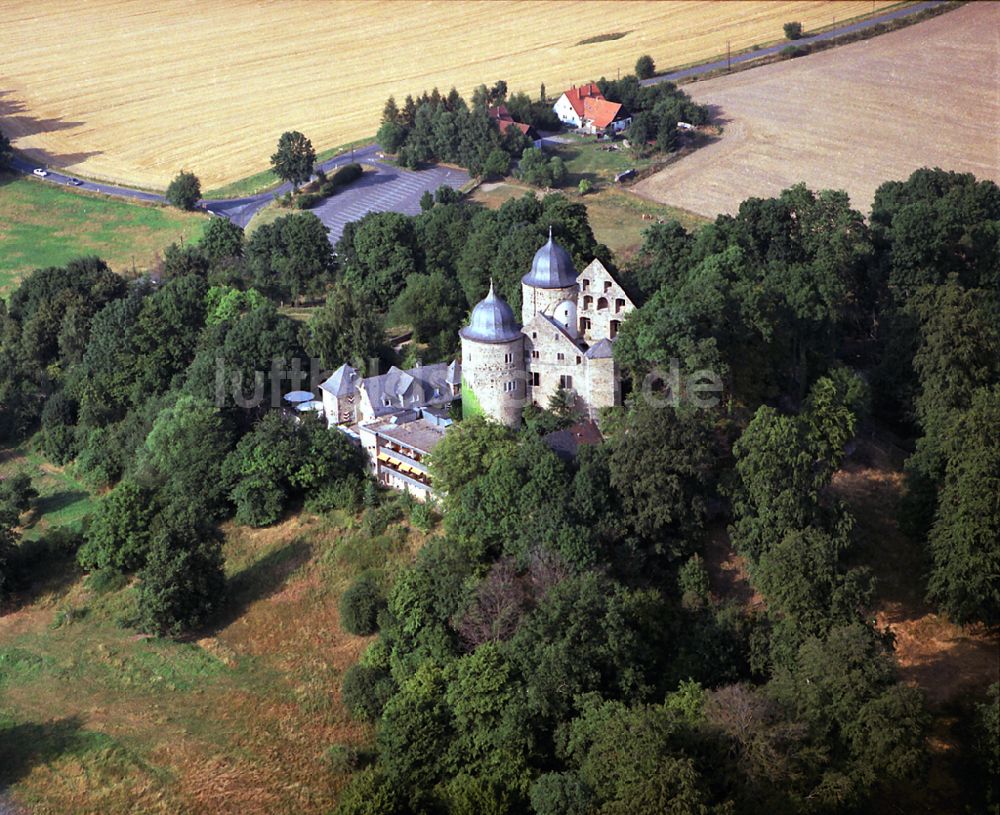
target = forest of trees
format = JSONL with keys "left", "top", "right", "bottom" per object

{"left": 0, "top": 167, "right": 996, "bottom": 813}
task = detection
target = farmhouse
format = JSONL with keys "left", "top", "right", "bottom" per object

{"left": 553, "top": 83, "right": 632, "bottom": 134}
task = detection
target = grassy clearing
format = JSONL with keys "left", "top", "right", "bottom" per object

{"left": 470, "top": 181, "right": 708, "bottom": 258}
{"left": 0, "top": 473, "right": 430, "bottom": 814}
{"left": 0, "top": 174, "right": 206, "bottom": 296}
{"left": 0, "top": 444, "right": 99, "bottom": 540}
{"left": 551, "top": 137, "right": 652, "bottom": 187}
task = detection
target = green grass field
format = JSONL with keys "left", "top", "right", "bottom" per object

{"left": 0, "top": 174, "right": 207, "bottom": 296}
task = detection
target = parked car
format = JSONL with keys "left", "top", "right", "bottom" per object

{"left": 33, "top": 168, "right": 49, "bottom": 177}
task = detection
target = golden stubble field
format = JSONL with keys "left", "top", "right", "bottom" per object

{"left": 633, "top": 2, "right": 1000, "bottom": 217}
{"left": 0, "top": 0, "right": 894, "bottom": 190}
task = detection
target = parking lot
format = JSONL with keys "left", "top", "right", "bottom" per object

{"left": 311, "top": 160, "right": 469, "bottom": 244}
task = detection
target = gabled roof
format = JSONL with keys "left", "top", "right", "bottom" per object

{"left": 527, "top": 312, "right": 584, "bottom": 351}
{"left": 360, "top": 362, "right": 455, "bottom": 417}
{"left": 560, "top": 82, "right": 604, "bottom": 118}
{"left": 488, "top": 105, "right": 536, "bottom": 139}
{"left": 583, "top": 97, "right": 624, "bottom": 129}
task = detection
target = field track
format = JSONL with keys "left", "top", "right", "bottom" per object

{"left": 0, "top": 0, "right": 894, "bottom": 189}
{"left": 633, "top": 2, "right": 1000, "bottom": 217}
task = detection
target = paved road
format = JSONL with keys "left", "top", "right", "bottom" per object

{"left": 644, "top": 0, "right": 945, "bottom": 85}
{"left": 10, "top": 144, "right": 468, "bottom": 242}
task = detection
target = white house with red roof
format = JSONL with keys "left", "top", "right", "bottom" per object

{"left": 553, "top": 83, "right": 631, "bottom": 134}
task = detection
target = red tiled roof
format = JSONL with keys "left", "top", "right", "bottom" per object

{"left": 488, "top": 105, "right": 534, "bottom": 138}
{"left": 561, "top": 82, "right": 604, "bottom": 118}
{"left": 583, "top": 96, "right": 623, "bottom": 129}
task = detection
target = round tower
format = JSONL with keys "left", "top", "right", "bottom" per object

{"left": 521, "top": 227, "right": 580, "bottom": 336}
{"left": 460, "top": 282, "right": 525, "bottom": 428}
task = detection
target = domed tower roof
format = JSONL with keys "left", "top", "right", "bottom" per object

{"left": 522, "top": 227, "right": 577, "bottom": 289}
{"left": 460, "top": 282, "right": 522, "bottom": 343}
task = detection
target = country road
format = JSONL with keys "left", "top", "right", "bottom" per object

{"left": 10, "top": 144, "right": 469, "bottom": 245}
{"left": 642, "top": 0, "right": 946, "bottom": 85}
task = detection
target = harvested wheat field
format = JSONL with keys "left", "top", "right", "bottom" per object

{"left": 0, "top": 0, "right": 893, "bottom": 189}
{"left": 634, "top": 2, "right": 1000, "bottom": 217}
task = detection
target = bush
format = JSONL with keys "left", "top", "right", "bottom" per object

{"left": 635, "top": 54, "right": 656, "bottom": 79}
{"left": 340, "top": 573, "right": 386, "bottom": 636}
{"left": 165, "top": 170, "right": 201, "bottom": 210}
{"left": 305, "top": 475, "right": 365, "bottom": 514}
{"left": 578, "top": 178, "right": 593, "bottom": 196}
{"left": 781, "top": 45, "right": 809, "bottom": 58}
{"left": 331, "top": 162, "right": 363, "bottom": 186}
{"left": 341, "top": 663, "right": 396, "bottom": 721}
{"left": 295, "top": 192, "right": 322, "bottom": 209}
{"left": 784, "top": 21, "right": 803, "bottom": 39}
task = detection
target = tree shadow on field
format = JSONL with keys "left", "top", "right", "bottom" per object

{"left": 703, "top": 103, "right": 733, "bottom": 128}
{"left": 204, "top": 537, "right": 314, "bottom": 635}
{"left": 0, "top": 89, "right": 103, "bottom": 168}
{"left": 0, "top": 715, "right": 88, "bottom": 787}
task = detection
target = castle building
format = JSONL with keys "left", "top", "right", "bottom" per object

{"left": 460, "top": 229, "right": 634, "bottom": 427}
{"left": 318, "top": 231, "right": 633, "bottom": 498}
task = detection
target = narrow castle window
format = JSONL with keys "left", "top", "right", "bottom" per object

{"left": 532, "top": 350, "right": 540, "bottom": 359}
{"left": 580, "top": 317, "right": 591, "bottom": 331}
{"left": 582, "top": 278, "right": 590, "bottom": 290}
{"left": 532, "top": 372, "right": 540, "bottom": 386}
{"left": 504, "top": 353, "right": 513, "bottom": 364}
{"left": 604, "top": 281, "right": 612, "bottom": 292}
{"left": 597, "top": 297, "right": 609, "bottom": 311}
{"left": 557, "top": 352, "right": 565, "bottom": 361}
{"left": 615, "top": 298, "right": 626, "bottom": 313}
{"left": 560, "top": 375, "right": 574, "bottom": 389}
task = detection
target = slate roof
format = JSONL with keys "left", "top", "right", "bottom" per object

{"left": 522, "top": 228, "right": 578, "bottom": 289}
{"left": 584, "top": 338, "right": 614, "bottom": 359}
{"left": 320, "top": 363, "right": 359, "bottom": 397}
{"left": 460, "top": 282, "right": 522, "bottom": 343}
{"left": 361, "top": 362, "right": 455, "bottom": 418}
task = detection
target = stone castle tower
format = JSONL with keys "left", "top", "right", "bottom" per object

{"left": 461, "top": 230, "right": 635, "bottom": 428}
{"left": 459, "top": 281, "right": 525, "bottom": 428}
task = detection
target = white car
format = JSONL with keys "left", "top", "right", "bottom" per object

{"left": 33, "top": 168, "right": 49, "bottom": 178}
